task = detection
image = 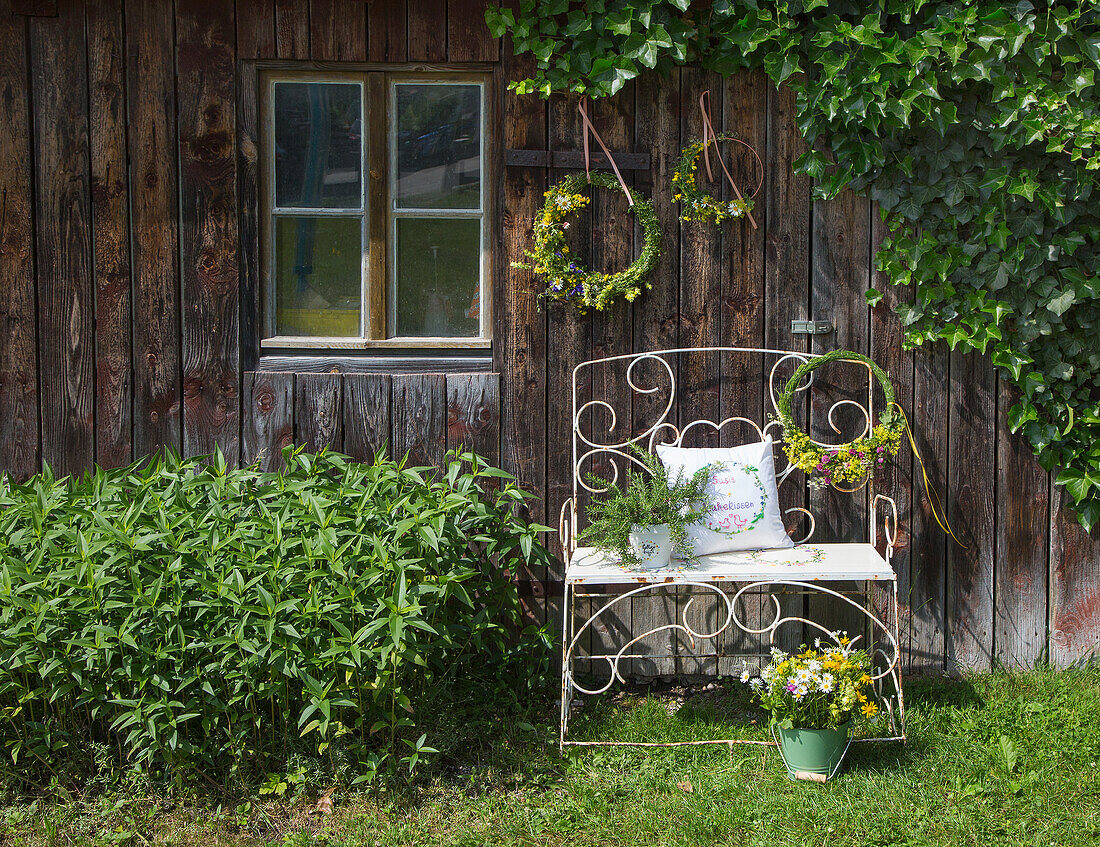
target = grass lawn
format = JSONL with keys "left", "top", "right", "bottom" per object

{"left": 3, "top": 669, "right": 1099, "bottom": 846}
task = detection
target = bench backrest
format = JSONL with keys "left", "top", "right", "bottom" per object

{"left": 569, "top": 347, "right": 886, "bottom": 546}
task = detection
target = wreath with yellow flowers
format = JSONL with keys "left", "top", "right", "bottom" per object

{"left": 672, "top": 136, "right": 759, "bottom": 224}
{"left": 776, "top": 350, "right": 905, "bottom": 490}
{"left": 513, "top": 171, "right": 661, "bottom": 312}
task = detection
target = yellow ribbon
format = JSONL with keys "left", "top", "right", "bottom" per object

{"left": 889, "top": 402, "right": 967, "bottom": 548}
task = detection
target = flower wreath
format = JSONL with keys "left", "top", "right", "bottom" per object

{"left": 672, "top": 136, "right": 762, "bottom": 224}
{"left": 513, "top": 171, "right": 661, "bottom": 312}
{"left": 776, "top": 350, "right": 905, "bottom": 489}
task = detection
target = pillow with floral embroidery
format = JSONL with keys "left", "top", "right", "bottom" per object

{"left": 656, "top": 437, "right": 792, "bottom": 556}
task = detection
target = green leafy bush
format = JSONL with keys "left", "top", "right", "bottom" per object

{"left": 0, "top": 449, "right": 551, "bottom": 787}
{"left": 489, "top": 0, "right": 1100, "bottom": 530}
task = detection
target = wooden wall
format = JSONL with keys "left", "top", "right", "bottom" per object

{"left": 0, "top": 0, "right": 1096, "bottom": 671}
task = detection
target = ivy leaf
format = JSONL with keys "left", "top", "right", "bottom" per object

{"left": 1047, "top": 289, "right": 1076, "bottom": 316}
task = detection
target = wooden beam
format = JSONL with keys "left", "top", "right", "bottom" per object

{"left": 126, "top": 0, "right": 181, "bottom": 457}
{"left": 0, "top": 0, "right": 40, "bottom": 478}
{"left": 88, "top": 0, "right": 133, "bottom": 469}
{"left": 505, "top": 149, "right": 650, "bottom": 170}
{"left": 30, "top": 0, "right": 95, "bottom": 476}
{"left": 242, "top": 371, "right": 293, "bottom": 470}
{"left": 177, "top": 0, "right": 240, "bottom": 461}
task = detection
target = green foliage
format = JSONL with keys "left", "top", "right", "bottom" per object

{"left": 489, "top": 0, "right": 1100, "bottom": 531}
{"left": 579, "top": 447, "right": 709, "bottom": 564}
{"left": 0, "top": 448, "right": 551, "bottom": 789}
{"left": 514, "top": 171, "right": 662, "bottom": 311}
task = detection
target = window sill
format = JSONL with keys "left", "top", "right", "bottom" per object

{"left": 260, "top": 336, "right": 492, "bottom": 350}
{"left": 255, "top": 354, "right": 493, "bottom": 375}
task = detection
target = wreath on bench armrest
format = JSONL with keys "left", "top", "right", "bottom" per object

{"left": 513, "top": 171, "right": 661, "bottom": 313}
{"left": 776, "top": 350, "right": 905, "bottom": 489}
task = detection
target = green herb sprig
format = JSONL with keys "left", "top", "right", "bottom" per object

{"left": 579, "top": 446, "right": 710, "bottom": 565}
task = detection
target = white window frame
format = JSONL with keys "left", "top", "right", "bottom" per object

{"left": 259, "top": 69, "right": 491, "bottom": 350}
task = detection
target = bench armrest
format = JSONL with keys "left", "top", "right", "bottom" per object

{"left": 559, "top": 498, "right": 577, "bottom": 562}
{"left": 872, "top": 493, "right": 899, "bottom": 568}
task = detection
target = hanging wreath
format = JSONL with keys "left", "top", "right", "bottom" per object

{"left": 776, "top": 350, "right": 905, "bottom": 489}
{"left": 672, "top": 135, "right": 763, "bottom": 225}
{"left": 513, "top": 171, "right": 661, "bottom": 312}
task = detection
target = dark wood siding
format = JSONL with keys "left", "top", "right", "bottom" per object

{"left": 0, "top": 0, "right": 1094, "bottom": 670}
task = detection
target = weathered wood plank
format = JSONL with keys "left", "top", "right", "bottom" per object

{"left": 30, "top": 0, "right": 94, "bottom": 476}
{"left": 994, "top": 379, "right": 1050, "bottom": 667}
{"left": 630, "top": 68, "right": 680, "bottom": 677}
{"left": 1050, "top": 486, "right": 1100, "bottom": 665}
{"left": 177, "top": 0, "right": 240, "bottom": 461}
{"left": 236, "top": 0, "right": 276, "bottom": 59}
{"left": 676, "top": 67, "right": 724, "bottom": 677}
{"left": 586, "top": 89, "right": 635, "bottom": 674}
{"left": 88, "top": 0, "right": 132, "bottom": 469}
{"left": 717, "top": 69, "right": 768, "bottom": 673}
{"left": 499, "top": 43, "right": 547, "bottom": 628}
{"left": 808, "top": 188, "right": 871, "bottom": 646}
{"left": 407, "top": 0, "right": 445, "bottom": 62}
{"left": 445, "top": 373, "right": 500, "bottom": 464}
{"left": 764, "top": 80, "right": 810, "bottom": 654}
{"left": 242, "top": 371, "right": 294, "bottom": 470}
{"left": 367, "top": 0, "right": 406, "bottom": 62}
{"left": 237, "top": 1, "right": 270, "bottom": 374}
{"left": 447, "top": 0, "right": 496, "bottom": 62}
{"left": 127, "top": 0, "right": 180, "bottom": 457}
{"left": 869, "top": 209, "right": 915, "bottom": 668}
{"left": 343, "top": 373, "right": 391, "bottom": 463}
{"left": 295, "top": 372, "right": 342, "bottom": 452}
{"left": 545, "top": 91, "right": 588, "bottom": 587}
{"left": 0, "top": 0, "right": 40, "bottom": 478}
{"left": 275, "top": 0, "right": 309, "bottom": 59}
{"left": 236, "top": 0, "right": 274, "bottom": 376}
{"left": 392, "top": 374, "right": 446, "bottom": 466}
{"left": 310, "top": 0, "right": 367, "bottom": 61}
{"left": 946, "top": 350, "right": 996, "bottom": 671}
{"left": 909, "top": 344, "right": 949, "bottom": 674}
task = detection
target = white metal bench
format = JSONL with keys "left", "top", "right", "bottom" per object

{"left": 557, "top": 347, "right": 905, "bottom": 751}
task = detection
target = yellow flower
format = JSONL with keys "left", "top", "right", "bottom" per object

{"left": 862, "top": 702, "right": 878, "bottom": 718}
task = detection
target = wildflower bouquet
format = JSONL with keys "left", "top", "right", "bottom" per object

{"left": 742, "top": 635, "right": 879, "bottom": 730}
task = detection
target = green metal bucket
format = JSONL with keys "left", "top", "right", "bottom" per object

{"left": 775, "top": 723, "right": 852, "bottom": 781}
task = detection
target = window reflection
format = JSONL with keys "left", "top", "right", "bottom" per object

{"left": 395, "top": 84, "right": 481, "bottom": 210}
{"left": 274, "top": 82, "right": 361, "bottom": 209}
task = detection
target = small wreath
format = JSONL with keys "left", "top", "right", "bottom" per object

{"left": 513, "top": 171, "right": 661, "bottom": 312}
{"left": 672, "top": 136, "right": 762, "bottom": 224}
{"left": 776, "top": 350, "right": 905, "bottom": 489}
{"left": 702, "top": 462, "right": 768, "bottom": 536}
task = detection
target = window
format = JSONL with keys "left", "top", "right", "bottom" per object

{"left": 260, "top": 71, "right": 489, "bottom": 349}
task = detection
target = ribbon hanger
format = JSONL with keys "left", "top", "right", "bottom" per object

{"left": 698, "top": 90, "right": 762, "bottom": 230}
{"left": 577, "top": 97, "right": 633, "bottom": 206}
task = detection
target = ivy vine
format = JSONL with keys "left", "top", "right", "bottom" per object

{"left": 487, "top": 0, "right": 1100, "bottom": 531}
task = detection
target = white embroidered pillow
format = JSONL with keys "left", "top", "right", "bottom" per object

{"left": 656, "top": 437, "right": 792, "bottom": 556}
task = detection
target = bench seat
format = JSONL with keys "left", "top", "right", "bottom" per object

{"left": 566, "top": 542, "right": 894, "bottom": 586}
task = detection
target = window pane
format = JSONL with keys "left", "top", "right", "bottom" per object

{"left": 274, "top": 216, "right": 361, "bottom": 337}
{"left": 274, "top": 82, "right": 361, "bottom": 209}
{"left": 395, "top": 84, "right": 481, "bottom": 210}
{"left": 395, "top": 218, "right": 480, "bottom": 337}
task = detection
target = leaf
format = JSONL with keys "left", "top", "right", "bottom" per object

{"left": 677, "top": 780, "right": 694, "bottom": 793}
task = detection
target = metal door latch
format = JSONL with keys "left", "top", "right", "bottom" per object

{"left": 791, "top": 319, "right": 834, "bottom": 335}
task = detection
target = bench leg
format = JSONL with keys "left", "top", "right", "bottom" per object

{"left": 559, "top": 580, "right": 572, "bottom": 753}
